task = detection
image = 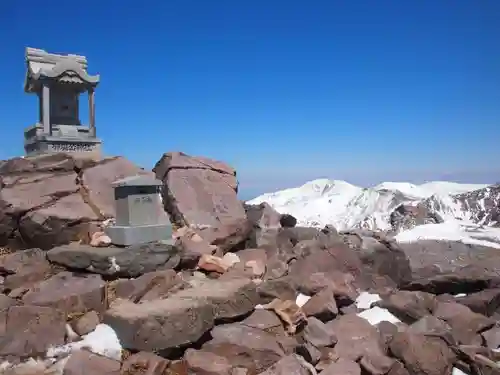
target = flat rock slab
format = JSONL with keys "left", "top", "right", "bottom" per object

{"left": 47, "top": 242, "right": 179, "bottom": 277}
{"left": 174, "top": 277, "right": 260, "bottom": 319}
{"left": 104, "top": 296, "right": 216, "bottom": 351}
{"left": 22, "top": 271, "right": 106, "bottom": 316}
{"left": 0, "top": 305, "right": 66, "bottom": 358}
{"left": 63, "top": 350, "right": 121, "bottom": 375}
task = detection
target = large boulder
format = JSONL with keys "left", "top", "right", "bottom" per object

{"left": 0, "top": 153, "right": 154, "bottom": 249}
{"left": 153, "top": 152, "right": 250, "bottom": 252}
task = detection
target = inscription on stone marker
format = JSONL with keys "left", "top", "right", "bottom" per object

{"left": 51, "top": 143, "right": 94, "bottom": 152}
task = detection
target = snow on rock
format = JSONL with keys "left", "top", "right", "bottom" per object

{"left": 247, "top": 179, "right": 492, "bottom": 231}
{"left": 47, "top": 323, "right": 122, "bottom": 361}
{"left": 395, "top": 221, "right": 500, "bottom": 249}
{"left": 296, "top": 293, "right": 312, "bottom": 307}
{"left": 357, "top": 306, "right": 401, "bottom": 325}
{"left": 355, "top": 292, "right": 381, "bottom": 310}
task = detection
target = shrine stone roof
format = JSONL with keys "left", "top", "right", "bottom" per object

{"left": 24, "top": 47, "right": 100, "bottom": 92}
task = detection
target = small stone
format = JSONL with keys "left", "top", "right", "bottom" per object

{"left": 73, "top": 310, "right": 100, "bottom": 336}
{"left": 63, "top": 350, "right": 121, "bottom": 375}
{"left": 90, "top": 231, "right": 112, "bottom": 247}
{"left": 121, "top": 351, "right": 170, "bottom": 375}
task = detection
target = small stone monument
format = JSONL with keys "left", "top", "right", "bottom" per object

{"left": 23, "top": 47, "right": 102, "bottom": 156}
{"left": 105, "top": 175, "right": 173, "bottom": 246}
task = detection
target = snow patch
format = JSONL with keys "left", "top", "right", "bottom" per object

{"left": 395, "top": 221, "right": 500, "bottom": 249}
{"left": 355, "top": 292, "right": 381, "bottom": 310}
{"left": 47, "top": 324, "right": 122, "bottom": 361}
{"left": 296, "top": 293, "right": 312, "bottom": 307}
{"left": 357, "top": 306, "right": 401, "bottom": 325}
{"left": 248, "top": 179, "right": 489, "bottom": 230}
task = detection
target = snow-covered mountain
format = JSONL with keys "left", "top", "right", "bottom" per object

{"left": 246, "top": 179, "right": 497, "bottom": 231}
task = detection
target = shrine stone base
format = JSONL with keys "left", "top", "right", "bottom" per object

{"left": 105, "top": 223, "right": 173, "bottom": 247}
{"left": 24, "top": 135, "right": 102, "bottom": 156}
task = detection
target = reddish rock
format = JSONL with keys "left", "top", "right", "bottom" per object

{"left": 113, "top": 269, "right": 182, "bottom": 303}
{"left": 63, "top": 350, "right": 121, "bottom": 375}
{"left": 244, "top": 202, "right": 282, "bottom": 229}
{"left": 104, "top": 296, "right": 215, "bottom": 352}
{"left": 0, "top": 248, "right": 53, "bottom": 291}
{"left": 377, "top": 290, "right": 437, "bottom": 324}
{"left": 256, "top": 354, "right": 311, "bottom": 375}
{"left": 153, "top": 152, "right": 250, "bottom": 252}
{"left": 72, "top": 310, "right": 100, "bottom": 336}
{"left": 302, "top": 287, "right": 338, "bottom": 322}
{"left": 203, "top": 323, "right": 286, "bottom": 373}
{"left": 389, "top": 330, "right": 456, "bottom": 375}
{"left": 321, "top": 358, "right": 361, "bottom": 375}
{"left": 22, "top": 271, "right": 106, "bottom": 316}
{"left": 0, "top": 153, "right": 155, "bottom": 249}
{"left": 326, "top": 314, "right": 392, "bottom": 371}
{"left": 198, "top": 254, "right": 232, "bottom": 273}
{"left": 184, "top": 349, "right": 233, "bottom": 375}
{"left": 0, "top": 305, "right": 66, "bottom": 358}
{"left": 121, "top": 351, "right": 170, "bottom": 375}
{"left": 454, "top": 288, "right": 500, "bottom": 316}
{"left": 433, "top": 301, "right": 494, "bottom": 344}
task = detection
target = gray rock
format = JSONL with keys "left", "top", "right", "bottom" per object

{"left": 47, "top": 242, "right": 179, "bottom": 277}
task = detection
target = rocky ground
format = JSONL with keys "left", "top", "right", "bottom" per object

{"left": 0, "top": 151, "right": 500, "bottom": 374}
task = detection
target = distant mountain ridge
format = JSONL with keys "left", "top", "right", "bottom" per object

{"left": 246, "top": 179, "right": 498, "bottom": 232}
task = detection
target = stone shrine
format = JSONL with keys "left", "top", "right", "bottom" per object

{"left": 105, "top": 175, "right": 173, "bottom": 246}
{"left": 23, "top": 47, "right": 102, "bottom": 156}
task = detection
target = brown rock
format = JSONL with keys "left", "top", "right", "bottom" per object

{"left": 153, "top": 152, "right": 250, "bottom": 252}
{"left": 261, "top": 299, "right": 306, "bottom": 334}
{"left": 184, "top": 349, "right": 232, "bottom": 375}
{"left": 302, "top": 317, "right": 337, "bottom": 348}
{"left": 377, "top": 290, "right": 437, "bottom": 324}
{"left": 240, "top": 309, "right": 286, "bottom": 336}
{"left": 327, "top": 314, "right": 391, "bottom": 368}
{"left": 198, "top": 254, "right": 232, "bottom": 273}
{"left": 321, "top": 358, "right": 361, "bottom": 375}
{"left": 0, "top": 294, "right": 18, "bottom": 309}
{"left": 81, "top": 156, "right": 157, "bottom": 219}
{"left": 454, "top": 288, "right": 500, "bottom": 316}
{"left": 256, "top": 354, "right": 311, "bottom": 375}
{"left": 0, "top": 153, "right": 154, "bottom": 250}
{"left": 482, "top": 326, "right": 500, "bottom": 349}
{"left": 289, "top": 245, "right": 364, "bottom": 290}
{"left": 387, "top": 361, "right": 411, "bottom": 375}
{"left": 433, "top": 301, "right": 495, "bottom": 344}
{"left": 173, "top": 277, "right": 260, "bottom": 320}
{"left": 121, "top": 351, "right": 170, "bottom": 375}
{"left": 72, "top": 310, "right": 100, "bottom": 336}
{"left": 0, "top": 305, "right": 66, "bottom": 358}
{"left": 203, "top": 323, "right": 285, "bottom": 373}
{"left": 0, "top": 248, "right": 53, "bottom": 291}
{"left": 175, "top": 227, "right": 217, "bottom": 267}
{"left": 104, "top": 296, "right": 215, "bottom": 351}
{"left": 302, "top": 287, "right": 338, "bottom": 322}
{"left": 257, "top": 276, "right": 297, "bottom": 302}
{"left": 89, "top": 231, "right": 112, "bottom": 247}
{"left": 389, "top": 330, "right": 456, "bottom": 375}
{"left": 113, "top": 269, "right": 182, "bottom": 303}
{"left": 63, "top": 349, "right": 121, "bottom": 375}
{"left": 22, "top": 271, "right": 106, "bottom": 316}
{"left": 342, "top": 230, "right": 412, "bottom": 287}
{"left": 244, "top": 202, "right": 281, "bottom": 229}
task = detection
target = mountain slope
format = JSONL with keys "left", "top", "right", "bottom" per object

{"left": 247, "top": 179, "right": 494, "bottom": 231}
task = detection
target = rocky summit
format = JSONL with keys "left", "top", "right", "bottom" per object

{"left": 1, "top": 151, "right": 500, "bottom": 375}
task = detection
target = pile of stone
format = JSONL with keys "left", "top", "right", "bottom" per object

{"left": 1, "top": 151, "right": 500, "bottom": 375}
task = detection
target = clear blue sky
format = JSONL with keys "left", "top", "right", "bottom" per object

{"left": 1, "top": 0, "right": 499, "bottom": 199}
